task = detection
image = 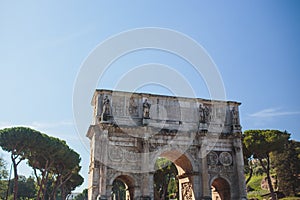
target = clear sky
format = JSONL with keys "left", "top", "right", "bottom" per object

{"left": 1, "top": 0, "right": 300, "bottom": 192}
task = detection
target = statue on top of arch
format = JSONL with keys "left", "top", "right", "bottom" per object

{"left": 101, "top": 95, "right": 112, "bottom": 121}
{"left": 199, "top": 104, "right": 210, "bottom": 123}
{"left": 143, "top": 99, "right": 151, "bottom": 119}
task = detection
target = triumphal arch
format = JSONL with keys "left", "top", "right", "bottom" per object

{"left": 87, "top": 89, "right": 247, "bottom": 200}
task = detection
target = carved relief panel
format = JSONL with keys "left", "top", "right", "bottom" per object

{"left": 108, "top": 145, "right": 140, "bottom": 163}
{"left": 112, "top": 95, "right": 125, "bottom": 117}
{"left": 182, "top": 182, "right": 193, "bottom": 200}
{"left": 128, "top": 96, "right": 139, "bottom": 117}
{"left": 207, "top": 151, "right": 235, "bottom": 182}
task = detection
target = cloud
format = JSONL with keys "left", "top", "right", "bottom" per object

{"left": 0, "top": 120, "right": 73, "bottom": 130}
{"left": 0, "top": 120, "right": 89, "bottom": 185}
{"left": 249, "top": 108, "right": 300, "bottom": 119}
{"left": 0, "top": 119, "right": 90, "bottom": 154}
{"left": 0, "top": 120, "right": 79, "bottom": 142}
{"left": 31, "top": 120, "right": 73, "bottom": 130}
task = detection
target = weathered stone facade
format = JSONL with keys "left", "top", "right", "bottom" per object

{"left": 87, "top": 89, "right": 247, "bottom": 200}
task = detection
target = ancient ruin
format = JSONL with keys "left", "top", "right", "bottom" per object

{"left": 87, "top": 89, "right": 247, "bottom": 200}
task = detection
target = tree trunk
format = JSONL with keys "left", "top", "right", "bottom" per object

{"left": 61, "top": 186, "right": 67, "bottom": 200}
{"left": 42, "top": 171, "right": 50, "bottom": 200}
{"left": 11, "top": 156, "right": 18, "bottom": 200}
{"left": 36, "top": 170, "right": 46, "bottom": 200}
{"left": 246, "top": 164, "right": 253, "bottom": 184}
{"left": 163, "top": 176, "right": 170, "bottom": 199}
{"left": 51, "top": 174, "right": 61, "bottom": 200}
{"left": 266, "top": 172, "right": 276, "bottom": 200}
{"left": 35, "top": 169, "right": 42, "bottom": 200}
{"left": 54, "top": 173, "right": 70, "bottom": 200}
{"left": 266, "top": 155, "right": 276, "bottom": 200}
{"left": 259, "top": 156, "right": 276, "bottom": 200}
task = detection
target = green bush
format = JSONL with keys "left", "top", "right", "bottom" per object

{"left": 247, "top": 175, "right": 269, "bottom": 199}
{"left": 248, "top": 175, "right": 264, "bottom": 191}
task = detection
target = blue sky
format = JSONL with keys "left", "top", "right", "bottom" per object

{"left": 1, "top": 0, "right": 300, "bottom": 192}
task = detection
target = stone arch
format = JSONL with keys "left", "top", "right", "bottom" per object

{"left": 210, "top": 176, "right": 231, "bottom": 200}
{"left": 151, "top": 148, "right": 197, "bottom": 173}
{"left": 154, "top": 149, "right": 195, "bottom": 200}
{"left": 161, "top": 151, "right": 193, "bottom": 175}
{"left": 110, "top": 174, "right": 136, "bottom": 200}
{"left": 87, "top": 90, "right": 248, "bottom": 200}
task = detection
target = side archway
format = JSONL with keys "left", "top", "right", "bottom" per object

{"left": 211, "top": 177, "right": 231, "bottom": 200}
{"left": 111, "top": 174, "right": 135, "bottom": 200}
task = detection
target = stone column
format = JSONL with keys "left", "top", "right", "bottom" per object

{"left": 200, "top": 139, "right": 211, "bottom": 200}
{"left": 87, "top": 127, "right": 100, "bottom": 200}
{"left": 133, "top": 185, "right": 142, "bottom": 200}
{"left": 193, "top": 163, "right": 202, "bottom": 199}
{"left": 148, "top": 172, "right": 154, "bottom": 199}
{"left": 141, "top": 137, "right": 151, "bottom": 199}
{"left": 233, "top": 137, "right": 247, "bottom": 199}
{"left": 88, "top": 160, "right": 100, "bottom": 200}
{"left": 99, "top": 129, "right": 109, "bottom": 199}
{"left": 105, "top": 185, "right": 113, "bottom": 200}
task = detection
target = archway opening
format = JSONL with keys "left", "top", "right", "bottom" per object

{"left": 112, "top": 175, "right": 134, "bottom": 200}
{"left": 211, "top": 177, "right": 230, "bottom": 200}
{"left": 154, "top": 150, "right": 194, "bottom": 200}
{"left": 154, "top": 157, "right": 179, "bottom": 200}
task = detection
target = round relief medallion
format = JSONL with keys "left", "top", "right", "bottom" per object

{"left": 207, "top": 151, "right": 218, "bottom": 166}
{"left": 125, "top": 150, "right": 138, "bottom": 162}
{"left": 108, "top": 146, "right": 123, "bottom": 162}
{"left": 219, "top": 152, "right": 232, "bottom": 166}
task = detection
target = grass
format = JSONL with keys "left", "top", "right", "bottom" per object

{"left": 247, "top": 175, "right": 269, "bottom": 199}
{"left": 246, "top": 175, "right": 300, "bottom": 199}
{"left": 247, "top": 190, "right": 269, "bottom": 200}
{"left": 247, "top": 175, "right": 265, "bottom": 191}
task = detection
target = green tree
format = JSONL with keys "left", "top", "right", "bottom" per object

{"left": 27, "top": 135, "right": 66, "bottom": 199}
{"left": 0, "top": 127, "right": 83, "bottom": 200}
{"left": 59, "top": 170, "right": 84, "bottom": 200}
{"left": 242, "top": 139, "right": 254, "bottom": 184}
{"left": 27, "top": 134, "right": 82, "bottom": 200}
{"left": 0, "top": 156, "right": 8, "bottom": 199}
{"left": 8, "top": 175, "right": 36, "bottom": 200}
{"left": 154, "top": 158, "right": 178, "bottom": 200}
{"left": 168, "top": 177, "right": 178, "bottom": 199}
{"left": 243, "top": 130, "right": 290, "bottom": 200}
{"left": 272, "top": 140, "right": 300, "bottom": 196}
{"left": 112, "top": 179, "right": 126, "bottom": 200}
{"left": 49, "top": 145, "right": 81, "bottom": 200}
{"left": 0, "top": 127, "right": 42, "bottom": 200}
{"left": 74, "top": 189, "right": 88, "bottom": 200}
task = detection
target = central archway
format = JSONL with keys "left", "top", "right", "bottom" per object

{"left": 154, "top": 150, "right": 195, "bottom": 200}
{"left": 154, "top": 157, "right": 178, "bottom": 199}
